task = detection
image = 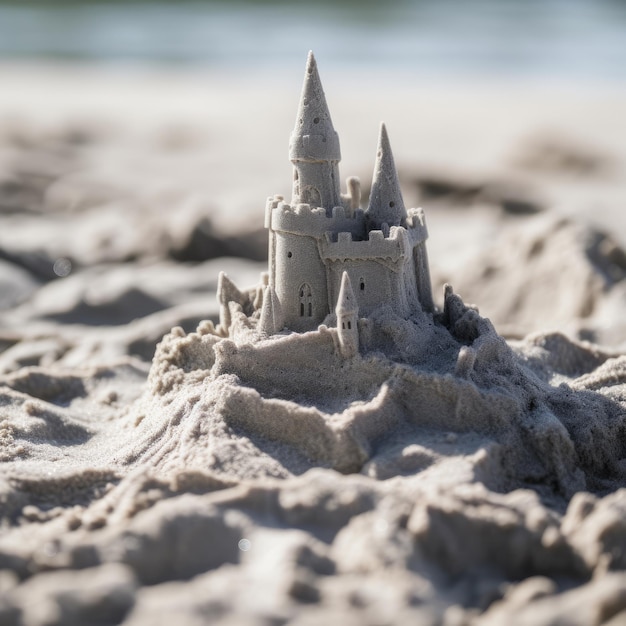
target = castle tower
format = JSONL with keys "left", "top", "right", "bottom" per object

{"left": 289, "top": 51, "right": 342, "bottom": 212}
{"left": 365, "top": 123, "right": 407, "bottom": 230}
{"left": 336, "top": 272, "right": 359, "bottom": 359}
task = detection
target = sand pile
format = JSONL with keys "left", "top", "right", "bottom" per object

{"left": 0, "top": 68, "right": 626, "bottom": 625}
{"left": 1, "top": 279, "right": 625, "bottom": 625}
{"left": 455, "top": 216, "right": 626, "bottom": 346}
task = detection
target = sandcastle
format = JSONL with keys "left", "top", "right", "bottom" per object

{"left": 139, "top": 51, "right": 623, "bottom": 496}
{"left": 215, "top": 52, "right": 435, "bottom": 356}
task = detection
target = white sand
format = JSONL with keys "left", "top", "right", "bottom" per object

{"left": 0, "top": 65, "right": 625, "bottom": 625}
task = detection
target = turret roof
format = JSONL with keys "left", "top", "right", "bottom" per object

{"left": 289, "top": 51, "right": 341, "bottom": 162}
{"left": 336, "top": 271, "right": 358, "bottom": 316}
{"left": 366, "top": 123, "right": 407, "bottom": 229}
{"left": 259, "top": 284, "right": 283, "bottom": 335}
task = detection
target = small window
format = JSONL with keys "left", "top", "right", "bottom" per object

{"left": 347, "top": 321, "right": 352, "bottom": 330}
{"left": 342, "top": 321, "right": 345, "bottom": 329}
{"left": 304, "top": 186, "right": 321, "bottom": 207}
{"left": 288, "top": 251, "right": 293, "bottom": 259}
{"left": 299, "top": 283, "right": 313, "bottom": 318}
{"left": 359, "top": 278, "right": 365, "bottom": 291}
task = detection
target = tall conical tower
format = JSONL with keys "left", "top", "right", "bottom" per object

{"left": 289, "top": 51, "right": 342, "bottom": 213}
{"left": 365, "top": 123, "right": 407, "bottom": 230}
{"left": 336, "top": 272, "right": 359, "bottom": 359}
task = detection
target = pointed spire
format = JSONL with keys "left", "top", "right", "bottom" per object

{"left": 336, "top": 272, "right": 358, "bottom": 316}
{"left": 217, "top": 271, "right": 240, "bottom": 306}
{"left": 258, "top": 285, "right": 284, "bottom": 336}
{"left": 289, "top": 51, "right": 341, "bottom": 163}
{"left": 366, "top": 123, "right": 407, "bottom": 229}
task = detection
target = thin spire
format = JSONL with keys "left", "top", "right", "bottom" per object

{"left": 258, "top": 285, "right": 283, "bottom": 336}
{"left": 336, "top": 272, "right": 358, "bottom": 316}
{"left": 366, "top": 123, "right": 407, "bottom": 229}
{"left": 289, "top": 51, "right": 341, "bottom": 162}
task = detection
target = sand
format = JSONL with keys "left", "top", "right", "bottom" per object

{"left": 0, "top": 64, "right": 626, "bottom": 625}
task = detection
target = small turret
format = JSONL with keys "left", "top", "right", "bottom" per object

{"left": 336, "top": 272, "right": 359, "bottom": 359}
{"left": 289, "top": 52, "right": 342, "bottom": 212}
{"left": 217, "top": 272, "right": 235, "bottom": 334}
{"left": 258, "top": 285, "right": 284, "bottom": 336}
{"left": 366, "top": 123, "right": 407, "bottom": 230}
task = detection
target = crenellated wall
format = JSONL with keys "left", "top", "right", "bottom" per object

{"left": 270, "top": 201, "right": 365, "bottom": 239}
{"left": 321, "top": 226, "right": 413, "bottom": 262}
{"left": 267, "top": 197, "right": 434, "bottom": 326}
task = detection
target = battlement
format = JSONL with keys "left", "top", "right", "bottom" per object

{"left": 269, "top": 199, "right": 365, "bottom": 238}
{"left": 264, "top": 194, "right": 285, "bottom": 228}
{"left": 320, "top": 225, "right": 410, "bottom": 262}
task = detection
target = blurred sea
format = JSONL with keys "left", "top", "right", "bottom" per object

{"left": 0, "top": 0, "right": 625, "bottom": 81}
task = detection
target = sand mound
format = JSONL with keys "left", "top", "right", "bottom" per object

{"left": 455, "top": 216, "right": 626, "bottom": 347}
{"left": 1, "top": 262, "right": 625, "bottom": 624}
{"left": 0, "top": 282, "right": 624, "bottom": 625}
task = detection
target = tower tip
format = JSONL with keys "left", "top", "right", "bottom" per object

{"left": 377, "top": 122, "right": 391, "bottom": 154}
{"left": 366, "top": 122, "right": 407, "bottom": 228}
{"left": 337, "top": 271, "right": 358, "bottom": 314}
{"left": 304, "top": 51, "right": 318, "bottom": 78}
{"left": 289, "top": 48, "right": 341, "bottom": 165}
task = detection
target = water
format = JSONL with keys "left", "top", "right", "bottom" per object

{"left": 0, "top": 0, "right": 625, "bottom": 81}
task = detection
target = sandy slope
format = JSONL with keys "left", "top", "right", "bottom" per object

{"left": 0, "top": 65, "right": 625, "bottom": 625}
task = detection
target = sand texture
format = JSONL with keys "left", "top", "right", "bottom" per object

{"left": 1, "top": 67, "right": 626, "bottom": 625}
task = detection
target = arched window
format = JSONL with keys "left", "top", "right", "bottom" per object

{"left": 303, "top": 186, "right": 321, "bottom": 208}
{"left": 359, "top": 278, "right": 365, "bottom": 291}
{"left": 299, "top": 283, "right": 313, "bottom": 317}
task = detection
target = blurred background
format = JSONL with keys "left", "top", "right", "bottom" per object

{"left": 0, "top": 0, "right": 625, "bottom": 80}
{"left": 0, "top": 0, "right": 625, "bottom": 370}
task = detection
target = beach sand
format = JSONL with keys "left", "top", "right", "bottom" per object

{"left": 0, "top": 64, "right": 625, "bottom": 625}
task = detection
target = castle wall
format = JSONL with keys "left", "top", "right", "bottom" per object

{"left": 271, "top": 203, "right": 365, "bottom": 239}
{"left": 268, "top": 206, "right": 432, "bottom": 328}
{"left": 327, "top": 259, "right": 408, "bottom": 317}
{"left": 274, "top": 231, "right": 328, "bottom": 331}
{"left": 402, "top": 254, "right": 420, "bottom": 315}
{"left": 321, "top": 229, "right": 405, "bottom": 263}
